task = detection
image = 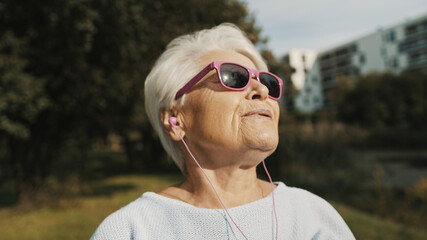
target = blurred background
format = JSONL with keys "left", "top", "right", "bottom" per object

{"left": 0, "top": 0, "right": 426, "bottom": 239}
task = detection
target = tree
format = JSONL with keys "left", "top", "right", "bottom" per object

{"left": 0, "top": 0, "right": 266, "bottom": 203}
{"left": 0, "top": 33, "right": 50, "bottom": 198}
{"left": 329, "top": 75, "right": 356, "bottom": 108}
{"left": 0, "top": 33, "right": 49, "bottom": 140}
{"left": 334, "top": 71, "right": 427, "bottom": 129}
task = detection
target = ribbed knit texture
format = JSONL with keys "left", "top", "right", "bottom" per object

{"left": 90, "top": 182, "right": 355, "bottom": 240}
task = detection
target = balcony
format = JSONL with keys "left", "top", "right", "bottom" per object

{"left": 407, "top": 55, "right": 427, "bottom": 69}
{"left": 320, "top": 44, "right": 357, "bottom": 62}
{"left": 320, "top": 64, "right": 358, "bottom": 78}
{"left": 319, "top": 54, "right": 353, "bottom": 67}
{"left": 405, "top": 20, "right": 427, "bottom": 38}
{"left": 399, "top": 39, "right": 427, "bottom": 53}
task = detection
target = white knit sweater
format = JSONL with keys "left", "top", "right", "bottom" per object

{"left": 90, "top": 182, "right": 355, "bottom": 240}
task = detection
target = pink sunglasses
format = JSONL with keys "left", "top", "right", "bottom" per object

{"left": 175, "top": 61, "right": 283, "bottom": 100}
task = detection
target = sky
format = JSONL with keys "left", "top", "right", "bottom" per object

{"left": 244, "top": 0, "right": 427, "bottom": 56}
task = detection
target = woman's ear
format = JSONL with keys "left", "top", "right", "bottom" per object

{"left": 161, "top": 108, "right": 185, "bottom": 141}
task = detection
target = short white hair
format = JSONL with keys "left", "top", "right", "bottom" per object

{"left": 144, "top": 23, "right": 268, "bottom": 173}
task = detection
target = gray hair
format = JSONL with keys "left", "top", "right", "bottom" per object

{"left": 144, "top": 23, "right": 268, "bottom": 173}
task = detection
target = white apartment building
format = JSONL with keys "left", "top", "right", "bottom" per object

{"left": 284, "top": 49, "right": 318, "bottom": 90}
{"left": 282, "top": 49, "right": 317, "bottom": 111}
{"left": 294, "top": 12, "right": 427, "bottom": 113}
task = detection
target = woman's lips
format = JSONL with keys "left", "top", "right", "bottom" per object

{"left": 243, "top": 109, "right": 273, "bottom": 119}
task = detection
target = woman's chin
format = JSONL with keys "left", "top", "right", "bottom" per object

{"left": 245, "top": 130, "right": 278, "bottom": 151}
{"left": 244, "top": 137, "right": 278, "bottom": 157}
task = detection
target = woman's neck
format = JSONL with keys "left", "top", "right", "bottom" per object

{"left": 159, "top": 166, "right": 273, "bottom": 209}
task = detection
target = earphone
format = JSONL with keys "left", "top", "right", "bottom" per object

{"left": 168, "top": 116, "right": 278, "bottom": 240}
{"left": 168, "top": 116, "right": 177, "bottom": 126}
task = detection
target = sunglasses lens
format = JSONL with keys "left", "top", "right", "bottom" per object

{"left": 219, "top": 64, "right": 249, "bottom": 89}
{"left": 260, "top": 73, "right": 280, "bottom": 99}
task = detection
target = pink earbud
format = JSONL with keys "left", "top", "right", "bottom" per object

{"left": 169, "top": 117, "right": 177, "bottom": 126}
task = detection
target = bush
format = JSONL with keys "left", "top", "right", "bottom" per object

{"left": 333, "top": 71, "right": 427, "bottom": 129}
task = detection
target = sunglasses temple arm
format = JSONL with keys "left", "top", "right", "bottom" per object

{"left": 175, "top": 63, "right": 214, "bottom": 100}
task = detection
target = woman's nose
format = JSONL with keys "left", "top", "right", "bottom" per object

{"left": 246, "top": 74, "right": 269, "bottom": 100}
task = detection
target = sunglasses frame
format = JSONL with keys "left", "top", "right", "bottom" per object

{"left": 175, "top": 61, "right": 283, "bottom": 100}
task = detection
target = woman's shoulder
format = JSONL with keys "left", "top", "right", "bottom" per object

{"left": 90, "top": 192, "right": 161, "bottom": 240}
{"left": 276, "top": 182, "right": 333, "bottom": 206}
{"left": 275, "top": 182, "right": 355, "bottom": 239}
{"left": 275, "top": 182, "right": 346, "bottom": 223}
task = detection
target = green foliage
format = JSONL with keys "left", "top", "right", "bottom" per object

{"left": 0, "top": 0, "right": 265, "bottom": 203}
{"left": 274, "top": 116, "right": 427, "bottom": 231}
{"left": 350, "top": 128, "right": 427, "bottom": 150}
{"left": 274, "top": 119, "right": 365, "bottom": 194}
{"left": 0, "top": 33, "right": 49, "bottom": 139}
{"left": 333, "top": 71, "right": 427, "bottom": 129}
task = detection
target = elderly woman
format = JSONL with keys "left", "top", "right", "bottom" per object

{"left": 91, "top": 24, "right": 355, "bottom": 240}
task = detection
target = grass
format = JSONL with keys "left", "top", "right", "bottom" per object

{"left": 334, "top": 202, "right": 427, "bottom": 240}
{"left": 0, "top": 174, "right": 183, "bottom": 240}
{"left": 0, "top": 174, "right": 426, "bottom": 240}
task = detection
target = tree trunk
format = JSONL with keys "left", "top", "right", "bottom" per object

{"left": 122, "top": 134, "right": 134, "bottom": 171}
{"left": 8, "top": 132, "right": 59, "bottom": 205}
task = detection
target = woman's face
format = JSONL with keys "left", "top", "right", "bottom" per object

{"left": 177, "top": 50, "right": 280, "bottom": 168}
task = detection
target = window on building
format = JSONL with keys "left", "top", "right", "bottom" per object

{"left": 302, "top": 54, "right": 306, "bottom": 63}
{"left": 385, "top": 30, "right": 396, "bottom": 42}
{"left": 323, "top": 76, "right": 332, "bottom": 82}
{"left": 320, "top": 54, "right": 330, "bottom": 61}
{"left": 390, "top": 31, "right": 396, "bottom": 41}
{"left": 406, "top": 25, "right": 417, "bottom": 36}
{"left": 306, "top": 87, "right": 312, "bottom": 93}
{"left": 393, "top": 58, "right": 399, "bottom": 68}
{"left": 359, "top": 54, "right": 365, "bottom": 64}
{"left": 408, "top": 52, "right": 421, "bottom": 65}
{"left": 352, "top": 44, "right": 358, "bottom": 52}
{"left": 312, "top": 77, "right": 317, "bottom": 83}
{"left": 291, "top": 67, "right": 296, "bottom": 73}
{"left": 313, "top": 96, "right": 319, "bottom": 103}
{"left": 304, "top": 98, "right": 309, "bottom": 105}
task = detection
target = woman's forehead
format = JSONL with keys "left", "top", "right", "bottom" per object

{"left": 199, "top": 50, "right": 256, "bottom": 69}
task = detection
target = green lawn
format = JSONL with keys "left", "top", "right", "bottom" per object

{"left": 0, "top": 174, "right": 425, "bottom": 240}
